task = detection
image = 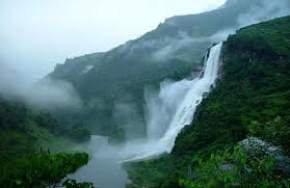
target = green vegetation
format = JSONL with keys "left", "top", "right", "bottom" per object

{"left": 0, "top": 97, "right": 91, "bottom": 187}
{"left": 126, "top": 16, "right": 290, "bottom": 188}
{"left": 1, "top": 152, "right": 89, "bottom": 188}
{"left": 63, "top": 179, "right": 94, "bottom": 188}
{"left": 179, "top": 146, "right": 288, "bottom": 188}
{"left": 46, "top": 0, "right": 280, "bottom": 141}
{"left": 68, "top": 126, "right": 91, "bottom": 143}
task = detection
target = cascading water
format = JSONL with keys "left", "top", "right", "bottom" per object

{"left": 121, "top": 42, "right": 223, "bottom": 161}
{"left": 68, "top": 43, "right": 222, "bottom": 185}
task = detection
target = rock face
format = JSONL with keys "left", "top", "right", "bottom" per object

{"left": 240, "top": 137, "right": 290, "bottom": 176}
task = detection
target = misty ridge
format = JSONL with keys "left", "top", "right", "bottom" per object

{"left": 152, "top": 0, "right": 290, "bottom": 62}
{"left": 0, "top": 0, "right": 290, "bottom": 138}
{"left": 0, "top": 0, "right": 288, "bottom": 142}
{"left": 1, "top": 0, "right": 290, "bottom": 187}
{"left": 52, "top": 0, "right": 290, "bottom": 136}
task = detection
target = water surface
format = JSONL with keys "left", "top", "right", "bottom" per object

{"left": 68, "top": 136, "right": 128, "bottom": 188}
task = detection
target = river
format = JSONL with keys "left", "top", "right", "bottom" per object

{"left": 68, "top": 136, "right": 128, "bottom": 188}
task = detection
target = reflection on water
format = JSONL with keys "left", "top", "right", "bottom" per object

{"left": 68, "top": 136, "right": 128, "bottom": 188}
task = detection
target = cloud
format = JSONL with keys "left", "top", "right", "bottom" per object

{"left": 26, "top": 79, "right": 83, "bottom": 110}
{"left": 0, "top": 0, "right": 226, "bottom": 81}
{"left": 150, "top": 0, "right": 290, "bottom": 62}
{"left": 0, "top": 62, "right": 82, "bottom": 110}
{"left": 238, "top": 0, "right": 290, "bottom": 28}
{"left": 151, "top": 29, "right": 236, "bottom": 61}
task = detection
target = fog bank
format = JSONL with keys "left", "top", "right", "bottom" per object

{"left": 0, "top": 62, "right": 82, "bottom": 110}
{"left": 0, "top": 0, "right": 226, "bottom": 82}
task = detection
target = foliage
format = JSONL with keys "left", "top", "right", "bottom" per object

{"left": 0, "top": 98, "right": 28, "bottom": 130}
{"left": 108, "top": 127, "right": 126, "bottom": 144}
{"left": 125, "top": 155, "right": 180, "bottom": 188}
{"left": 63, "top": 179, "right": 95, "bottom": 188}
{"left": 68, "top": 126, "right": 91, "bottom": 143}
{"left": 126, "top": 16, "right": 290, "bottom": 188}
{"left": 179, "top": 146, "right": 288, "bottom": 188}
{"left": 45, "top": 0, "right": 275, "bottom": 140}
{"left": 0, "top": 152, "right": 89, "bottom": 188}
{"left": 0, "top": 97, "right": 92, "bottom": 187}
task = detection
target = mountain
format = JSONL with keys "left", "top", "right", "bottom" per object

{"left": 126, "top": 15, "right": 290, "bottom": 188}
{"left": 47, "top": 0, "right": 290, "bottom": 140}
{"left": 2, "top": 0, "right": 290, "bottom": 187}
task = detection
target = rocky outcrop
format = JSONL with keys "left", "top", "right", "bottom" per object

{"left": 240, "top": 137, "right": 290, "bottom": 176}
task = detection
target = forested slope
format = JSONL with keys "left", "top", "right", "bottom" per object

{"left": 0, "top": 97, "right": 90, "bottom": 187}
{"left": 127, "top": 15, "right": 290, "bottom": 188}
{"left": 47, "top": 0, "right": 290, "bottom": 140}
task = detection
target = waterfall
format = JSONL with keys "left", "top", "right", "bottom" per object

{"left": 121, "top": 42, "right": 223, "bottom": 162}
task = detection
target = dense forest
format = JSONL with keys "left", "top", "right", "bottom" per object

{"left": 47, "top": 0, "right": 288, "bottom": 141}
{"left": 1, "top": 1, "right": 290, "bottom": 187}
{"left": 0, "top": 97, "right": 92, "bottom": 187}
{"left": 126, "top": 15, "right": 290, "bottom": 188}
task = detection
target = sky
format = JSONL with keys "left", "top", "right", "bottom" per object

{"left": 0, "top": 0, "right": 226, "bottom": 81}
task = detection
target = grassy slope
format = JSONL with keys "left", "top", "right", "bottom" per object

{"left": 127, "top": 16, "right": 290, "bottom": 188}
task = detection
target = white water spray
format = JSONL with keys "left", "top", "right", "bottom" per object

{"left": 121, "top": 42, "right": 223, "bottom": 161}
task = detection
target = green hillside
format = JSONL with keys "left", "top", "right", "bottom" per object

{"left": 47, "top": 0, "right": 290, "bottom": 140}
{"left": 0, "top": 97, "right": 90, "bottom": 187}
{"left": 127, "top": 15, "right": 290, "bottom": 188}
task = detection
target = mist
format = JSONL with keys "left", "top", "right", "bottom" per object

{"left": 1, "top": 0, "right": 288, "bottom": 141}
{"left": 118, "top": 0, "right": 290, "bottom": 161}
{"left": 0, "top": 0, "right": 227, "bottom": 111}
{"left": 2, "top": 0, "right": 286, "bottom": 187}
{"left": 0, "top": 62, "right": 82, "bottom": 110}
{"left": 0, "top": 0, "right": 226, "bottom": 82}
{"left": 237, "top": 0, "right": 290, "bottom": 27}
{"left": 153, "top": 0, "right": 290, "bottom": 62}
